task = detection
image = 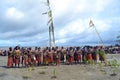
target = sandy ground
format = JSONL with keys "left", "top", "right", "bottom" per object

{"left": 0, "top": 54, "right": 120, "bottom": 80}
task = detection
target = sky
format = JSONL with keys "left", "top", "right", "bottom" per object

{"left": 0, "top": 0, "right": 120, "bottom": 47}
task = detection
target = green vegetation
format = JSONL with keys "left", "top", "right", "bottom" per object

{"left": 51, "top": 68, "right": 57, "bottom": 79}
{"left": 111, "top": 59, "right": 119, "bottom": 75}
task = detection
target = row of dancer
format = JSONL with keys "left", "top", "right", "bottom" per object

{"left": 7, "top": 46, "right": 106, "bottom": 68}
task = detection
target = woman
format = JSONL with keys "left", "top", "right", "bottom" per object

{"left": 99, "top": 47, "right": 106, "bottom": 63}
{"left": 43, "top": 48, "right": 47, "bottom": 65}
{"left": 87, "top": 47, "right": 93, "bottom": 64}
{"left": 36, "top": 47, "right": 41, "bottom": 66}
{"left": 76, "top": 47, "right": 82, "bottom": 64}
{"left": 21, "top": 49, "right": 28, "bottom": 67}
{"left": 74, "top": 49, "right": 78, "bottom": 64}
{"left": 68, "top": 47, "right": 74, "bottom": 65}
{"left": 55, "top": 50, "right": 60, "bottom": 65}
{"left": 14, "top": 46, "right": 21, "bottom": 68}
{"left": 93, "top": 47, "right": 99, "bottom": 63}
{"left": 47, "top": 47, "right": 54, "bottom": 65}
{"left": 7, "top": 47, "right": 14, "bottom": 67}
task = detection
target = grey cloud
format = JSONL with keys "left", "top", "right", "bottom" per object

{"left": 0, "top": 20, "right": 27, "bottom": 33}
{"left": 0, "top": 0, "right": 120, "bottom": 46}
{"left": 0, "top": 0, "right": 49, "bottom": 42}
{"left": 0, "top": 26, "right": 48, "bottom": 40}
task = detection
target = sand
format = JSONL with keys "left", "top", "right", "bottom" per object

{"left": 0, "top": 54, "right": 120, "bottom": 80}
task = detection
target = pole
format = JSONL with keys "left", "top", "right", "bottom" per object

{"left": 94, "top": 25, "right": 104, "bottom": 46}
{"left": 47, "top": 0, "right": 55, "bottom": 47}
{"left": 49, "top": 26, "right": 51, "bottom": 48}
{"left": 89, "top": 19, "right": 104, "bottom": 46}
{"left": 43, "top": 0, "right": 55, "bottom": 47}
{"left": 51, "top": 22, "right": 55, "bottom": 47}
{"left": 53, "top": 30, "right": 55, "bottom": 47}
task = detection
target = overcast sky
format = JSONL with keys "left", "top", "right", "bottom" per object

{"left": 0, "top": 0, "right": 120, "bottom": 46}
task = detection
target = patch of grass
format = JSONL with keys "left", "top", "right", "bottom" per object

{"left": 51, "top": 68, "right": 57, "bottom": 79}
{"left": 22, "top": 75, "right": 30, "bottom": 79}
{"left": 42, "top": 66, "right": 48, "bottom": 69}
{"left": 99, "top": 62, "right": 103, "bottom": 71}
{"left": 110, "top": 73, "right": 117, "bottom": 76}
{"left": 51, "top": 76, "right": 57, "bottom": 79}
{"left": 39, "top": 71, "right": 46, "bottom": 74}
{"left": 111, "top": 59, "right": 119, "bottom": 75}
{"left": 101, "top": 70, "right": 107, "bottom": 75}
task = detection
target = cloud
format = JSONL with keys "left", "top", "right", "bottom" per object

{"left": 6, "top": 7, "right": 24, "bottom": 21}
{"left": 0, "top": 0, "right": 120, "bottom": 46}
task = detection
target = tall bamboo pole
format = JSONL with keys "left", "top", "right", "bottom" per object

{"left": 49, "top": 26, "right": 52, "bottom": 47}
{"left": 94, "top": 25, "right": 104, "bottom": 45}
{"left": 43, "top": 0, "right": 56, "bottom": 48}
{"left": 89, "top": 20, "right": 104, "bottom": 46}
